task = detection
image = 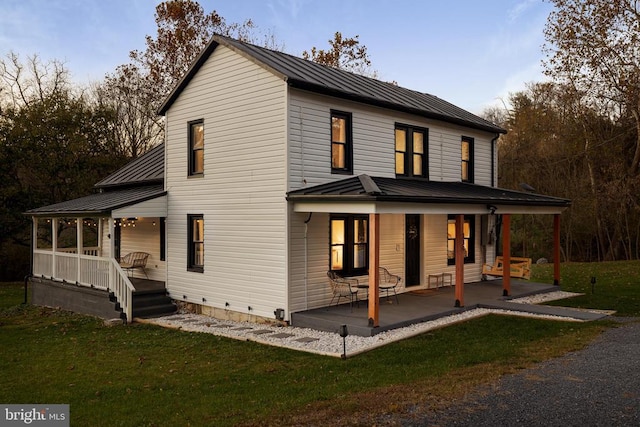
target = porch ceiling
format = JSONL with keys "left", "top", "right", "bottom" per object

{"left": 287, "top": 175, "right": 571, "bottom": 215}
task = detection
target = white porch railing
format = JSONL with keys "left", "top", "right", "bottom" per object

{"left": 57, "top": 246, "right": 101, "bottom": 256}
{"left": 32, "top": 249, "right": 136, "bottom": 322}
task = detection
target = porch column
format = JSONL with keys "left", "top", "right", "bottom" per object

{"left": 454, "top": 214, "right": 465, "bottom": 307}
{"left": 553, "top": 214, "right": 561, "bottom": 286}
{"left": 108, "top": 219, "right": 115, "bottom": 259}
{"left": 51, "top": 218, "right": 58, "bottom": 278}
{"left": 76, "top": 217, "right": 83, "bottom": 282}
{"left": 368, "top": 213, "right": 380, "bottom": 327}
{"left": 107, "top": 218, "right": 116, "bottom": 292}
{"left": 97, "top": 218, "right": 103, "bottom": 257}
{"left": 502, "top": 214, "right": 511, "bottom": 296}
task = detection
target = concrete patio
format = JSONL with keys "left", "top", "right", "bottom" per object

{"left": 291, "top": 279, "right": 608, "bottom": 336}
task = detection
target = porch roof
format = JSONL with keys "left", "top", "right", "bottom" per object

{"left": 25, "top": 185, "right": 166, "bottom": 216}
{"left": 287, "top": 175, "right": 571, "bottom": 215}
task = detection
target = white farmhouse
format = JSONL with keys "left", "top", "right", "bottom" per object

{"left": 27, "top": 35, "right": 570, "bottom": 335}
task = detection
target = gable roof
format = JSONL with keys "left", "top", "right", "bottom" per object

{"left": 94, "top": 143, "right": 164, "bottom": 189}
{"left": 158, "top": 35, "right": 505, "bottom": 135}
{"left": 287, "top": 175, "right": 571, "bottom": 208}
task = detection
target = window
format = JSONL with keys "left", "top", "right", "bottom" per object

{"left": 330, "top": 214, "right": 368, "bottom": 275}
{"left": 447, "top": 215, "right": 475, "bottom": 265}
{"left": 187, "top": 215, "right": 204, "bottom": 272}
{"left": 189, "top": 120, "right": 204, "bottom": 176}
{"left": 461, "top": 136, "right": 474, "bottom": 183}
{"left": 395, "top": 124, "right": 427, "bottom": 178}
{"left": 331, "top": 110, "right": 353, "bottom": 174}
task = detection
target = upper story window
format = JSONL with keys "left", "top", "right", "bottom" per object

{"left": 187, "top": 214, "right": 204, "bottom": 272}
{"left": 461, "top": 136, "right": 474, "bottom": 183}
{"left": 331, "top": 110, "right": 353, "bottom": 174}
{"left": 395, "top": 124, "right": 428, "bottom": 178}
{"left": 189, "top": 120, "right": 204, "bottom": 176}
{"left": 330, "top": 214, "right": 368, "bottom": 276}
{"left": 447, "top": 215, "right": 475, "bottom": 265}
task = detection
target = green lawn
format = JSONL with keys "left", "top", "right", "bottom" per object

{"left": 532, "top": 260, "right": 640, "bottom": 316}
{"left": 2, "top": 259, "right": 638, "bottom": 426}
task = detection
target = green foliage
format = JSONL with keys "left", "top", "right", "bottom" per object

{"left": 0, "top": 55, "right": 128, "bottom": 280}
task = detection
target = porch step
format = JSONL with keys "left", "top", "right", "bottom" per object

{"left": 132, "top": 289, "right": 177, "bottom": 319}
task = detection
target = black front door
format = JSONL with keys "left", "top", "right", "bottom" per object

{"left": 405, "top": 214, "right": 421, "bottom": 286}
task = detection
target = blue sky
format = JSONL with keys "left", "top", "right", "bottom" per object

{"left": 0, "top": 0, "right": 553, "bottom": 114}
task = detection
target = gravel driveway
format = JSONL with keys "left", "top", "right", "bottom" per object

{"left": 386, "top": 318, "right": 640, "bottom": 426}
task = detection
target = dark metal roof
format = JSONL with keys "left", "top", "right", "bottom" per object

{"left": 94, "top": 144, "right": 164, "bottom": 189}
{"left": 158, "top": 35, "right": 506, "bottom": 135}
{"left": 287, "top": 175, "right": 571, "bottom": 207}
{"left": 26, "top": 185, "right": 166, "bottom": 216}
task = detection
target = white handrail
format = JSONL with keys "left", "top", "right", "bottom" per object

{"left": 109, "top": 259, "right": 136, "bottom": 323}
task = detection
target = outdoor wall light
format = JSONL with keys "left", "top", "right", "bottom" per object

{"left": 339, "top": 324, "right": 349, "bottom": 359}
{"left": 487, "top": 205, "right": 497, "bottom": 215}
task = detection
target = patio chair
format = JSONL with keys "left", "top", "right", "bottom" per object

{"left": 327, "top": 271, "right": 360, "bottom": 310}
{"left": 379, "top": 267, "right": 401, "bottom": 304}
{"left": 119, "top": 252, "right": 150, "bottom": 279}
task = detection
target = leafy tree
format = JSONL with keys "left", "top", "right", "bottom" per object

{"left": 99, "top": 0, "right": 276, "bottom": 157}
{"left": 302, "top": 32, "right": 377, "bottom": 77}
{"left": 129, "top": 0, "right": 271, "bottom": 102}
{"left": 0, "top": 53, "right": 127, "bottom": 280}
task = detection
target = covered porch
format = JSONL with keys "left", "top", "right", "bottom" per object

{"left": 26, "top": 185, "right": 169, "bottom": 322}
{"left": 291, "top": 278, "right": 606, "bottom": 336}
{"left": 287, "top": 175, "right": 572, "bottom": 330}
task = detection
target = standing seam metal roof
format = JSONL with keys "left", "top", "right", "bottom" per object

{"left": 25, "top": 185, "right": 166, "bottom": 216}
{"left": 158, "top": 35, "right": 506, "bottom": 135}
{"left": 94, "top": 143, "right": 164, "bottom": 189}
{"left": 286, "top": 175, "right": 571, "bottom": 207}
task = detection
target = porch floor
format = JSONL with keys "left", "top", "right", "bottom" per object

{"left": 290, "top": 279, "right": 607, "bottom": 336}
{"left": 130, "top": 278, "right": 166, "bottom": 294}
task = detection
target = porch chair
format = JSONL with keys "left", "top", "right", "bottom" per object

{"left": 327, "top": 271, "right": 361, "bottom": 311}
{"left": 119, "top": 252, "right": 150, "bottom": 279}
{"left": 379, "top": 267, "right": 401, "bottom": 304}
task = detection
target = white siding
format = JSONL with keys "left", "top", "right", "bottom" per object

{"left": 164, "top": 45, "right": 288, "bottom": 320}
{"left": 113, "top": 196, "right": 168, "bottom": 218}
{"left": 287, "top": 89, "right": 498, "bottom": 190}
{"left": 119, "top": 217, "right": 166, "bottom": 282}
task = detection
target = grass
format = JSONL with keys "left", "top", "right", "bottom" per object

{"left": 2, "top": 259, "right": 638, "bottom": 426}
{"left": 532, "top": 260, "right": 640, "bottom": 316}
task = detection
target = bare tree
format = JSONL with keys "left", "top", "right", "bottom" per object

{"left": 543, "top": 0, "right": 640, "bottom": 176}
{"left": 0, "top": 53, "right": 71, "bottom": 109}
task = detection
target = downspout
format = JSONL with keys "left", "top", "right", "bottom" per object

{"left": 299, "top": 105, "right": 306, "bottom": 186}
{"left": 491, "top": 133, "right": 499, "bottom": 187}
{"left": 304, "top": 212, "right": 313, "bottom": 310}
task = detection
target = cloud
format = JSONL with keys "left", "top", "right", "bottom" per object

{"left": 508, "top": 0, "right": 538, "bottom": 24}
